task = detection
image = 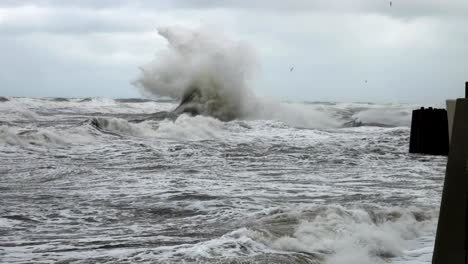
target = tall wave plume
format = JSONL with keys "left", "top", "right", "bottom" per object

{"left": 133, "top": 27, "right": 409, "bottom": 129}
{"left": 133, "top": 27, "right": 257, "bottom": 122}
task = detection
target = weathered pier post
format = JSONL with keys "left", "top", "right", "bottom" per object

{"left": 446, "top": 82, "right": 468, "bottom": 143}
{"left": 432, "top": 98, "right": 468, "bottom": 263}
{"left": 433, "top": 83, "right": 468, "bottom": 263}
{"left": 465, "top": 81, "right": 468, "bottom": 98}
{"left": 409, "top": 107, "right": 449, "bottom": 155}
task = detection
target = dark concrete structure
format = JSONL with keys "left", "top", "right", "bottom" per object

{"left": 466, "top": 81, "right": 468, "bottom": 99}
{"left": 409, "top": 107, "right": 449, "bottom": 155}
{"left": 432, "top": 99, "right": 468, "bottom": 263}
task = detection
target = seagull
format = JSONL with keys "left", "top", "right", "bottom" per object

{"left": 290, "top": 66, "right": 294, "bottom": 72}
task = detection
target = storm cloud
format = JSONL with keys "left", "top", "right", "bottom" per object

{"left": 0, "top": 0, "right": 467, "bottom": 102}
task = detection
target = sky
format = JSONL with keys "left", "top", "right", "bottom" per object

{"left": 0, "top": 0, "right": 467, "bottom": 103}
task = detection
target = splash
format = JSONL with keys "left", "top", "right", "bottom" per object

{"left": 133, "top": 27, "right": 411, "bottom": 129}
{"left": 134, "top": 27, "right": 257, "bottom": 121}
{"left": 133, "top": 27, "right": 341, "bottom": 128}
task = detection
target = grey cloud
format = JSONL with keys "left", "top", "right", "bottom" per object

{"left": 169, "top": 0, "right": 468, "bottom": 19}
{"left": 3, "top": 0, "right": 466, "bottom": 36}
{"left": 0, "top": 6, "right": 155, "bottom": 34}
{"left": 0, "top": 0, "right": 467, "bottom": 101}
{"left": 2, "top": 0, "right": 468, "bottom": 19}
{"left": 1, "top": 0, "right": 467, "bottom": 40}
{"left": 0, "top": 0, "right": 132, "bottom": 9}
{"left": 0, "top": 34, "right": 139, "bottom": 97}
{"left": 0, "top": 0, "right": 176, "bottom": 10}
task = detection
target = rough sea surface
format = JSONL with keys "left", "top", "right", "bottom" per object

{"left": 0, "top": 97, "right": 446, "bottom": 264}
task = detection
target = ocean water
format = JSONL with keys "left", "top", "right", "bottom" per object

{"left": 0, "top": 97, "right": 446, "bottom": 264}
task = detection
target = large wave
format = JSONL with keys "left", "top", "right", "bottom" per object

{"left": 133, "top": 27, "right": 257, "bottom": 122}
{"left": 132, "top": 27, "right": 412, "bottom": 129}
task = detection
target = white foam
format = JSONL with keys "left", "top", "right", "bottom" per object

{"left": 256, "top": 101, "right": 343, "bottom": 129}
{"left": 156, "top": 114, "right": 225, "bottom": 140}
{"left": 0, "top": 97, "right": 174, "bottom": 116}
{"left": 90, "top": 115, "right": 225, "bottom": 141}
{"left": 145, "top": 227, "right": 274, "bottom": 261}
{"left": 0, "top": 126, "right": 23, "bottom": 145}
{"left": 258, "top": 206, "right": 436, "bottom": 264}
{"left": 91, "top": 117, "right": 158, "bottom": 137}
{"left": 0, "top": 217, "right": 16, "bottom": 228}
{"left": 352, "top": 107, "right": 411, "bottom": 127}
{"left": 125, "top": 206, "right": 436, "bottom": 263}
{"left": 0, "top": 101, "right": 39, "bottom": 121}
{"left": 0, "top": 125, "right": 94, "bottom": 146}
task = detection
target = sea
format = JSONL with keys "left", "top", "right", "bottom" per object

{"left": 0, "top": 97, "right": 446, "bottom": 264}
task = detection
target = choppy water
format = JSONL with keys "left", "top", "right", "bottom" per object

{"left": 0, "top": 97, "right": 446, "bottom": 263}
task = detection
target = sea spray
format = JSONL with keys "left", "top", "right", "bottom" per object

{"left": 133, "top": 28, "right": 412, "bottom": 128}
{"left": 134, "top": 27, "right": 257, "bottom": 121}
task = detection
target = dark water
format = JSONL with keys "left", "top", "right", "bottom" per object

{"left": 0, "top": 98, "right": 445, "bottom": 263}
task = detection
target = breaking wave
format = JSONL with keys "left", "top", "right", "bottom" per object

{"left": 133, "top": 27, "right": 413, "bottom": 129}
{"left": 156, "top": 114, "right": 225, "bottom": 140}
{"left": 0, "top": 96, "right": 414, "bottom": 135}
{"left": 134, "top": 27, "right": 257, "bottom": 122}
{"left": 260, "top": 205, "right": 435, "bottom": 264}
{"left": 89, "top": 115, "right": 224, "bottom": 140}
{"left": 143, "top": 205, "right": 435, "bottom": 263}
{"left": 0, "top": 126, "right": 92, "bottom": 146}
{"left": 90, "top": 117, "right": 158, "bottom": 137}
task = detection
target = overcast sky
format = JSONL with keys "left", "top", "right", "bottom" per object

{"left": 1, "top": 0, "right": 467, "bottom": 103}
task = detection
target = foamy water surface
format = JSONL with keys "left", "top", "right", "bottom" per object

{"left": 0, "top": 97, "right": 445, "bottom": 263}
